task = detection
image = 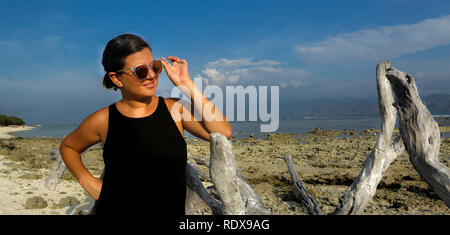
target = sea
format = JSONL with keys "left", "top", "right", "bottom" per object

{"left": 12, "top": 115, "right": 450, "bottom": 140}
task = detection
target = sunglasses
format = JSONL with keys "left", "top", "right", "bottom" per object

{"left": 117, "top": 60, "right": 163, "bottom": 82}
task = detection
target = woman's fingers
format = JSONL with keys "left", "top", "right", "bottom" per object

{"left": 160, "top": 57, "right": 167, "bottom": 66}
{"left": 167, "top": 56, "right": 176, "bottom": 62}
{"left": 166, "top": 56, "right": 185, "bottom": 64}
{"left": 162, "top": 56, "right": 186, "bottom": 68}
{"left": 160, "top": 57, "right": 172, "bottom": 72}
{"left": 161, "top": 57, "right": 173, "bottom": 66}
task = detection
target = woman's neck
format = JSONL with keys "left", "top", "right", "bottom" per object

{"left": 116, "top": 95, "right": 158, "bottom": 117}
{"left": 120, "top": 96, "right": 153, "bottom": 109}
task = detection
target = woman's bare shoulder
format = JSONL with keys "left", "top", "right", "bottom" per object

{"left": 78, "top": 106, "right": 110, "bottom": 135}
{"left": 163, "top": 97, "right": 180, "bottom": 103}
{"left": 62, "top": 106, "right": 110, "bottom": 150}
{"left": 76, "top": 106, "right": 110, "bottom": 142}
{"left": 85, "top": 106, "right": 109, "bottom": 124}
{"left": 163, "top": 97, "right": 183, "bottom": 111}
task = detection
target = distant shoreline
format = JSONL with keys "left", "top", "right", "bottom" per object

{"left": 0, "top": 125, "right": 36, "bottom": 139}
{"left": 3, "top": 115, "right": 449, "bottom": 140}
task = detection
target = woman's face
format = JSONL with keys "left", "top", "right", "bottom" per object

{"left": 118, "top": 47, "right": 158, "bottom": 98}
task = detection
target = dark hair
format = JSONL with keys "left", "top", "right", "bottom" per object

{"left": 102, "top": 34, "right": 151, "bottom": 90}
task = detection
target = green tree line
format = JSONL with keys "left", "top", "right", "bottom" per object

{"left": 0, "top": 114, "right": 26, "bottom": 126}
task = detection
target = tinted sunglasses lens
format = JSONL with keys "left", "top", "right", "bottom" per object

{"left": 152, "top": 60, "right": 163, "bottom": 74}
{"left": 135, "top": 65, "right": 149, "bottom": 79}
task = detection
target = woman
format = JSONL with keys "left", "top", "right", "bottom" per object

{"left": 59, "top": 34, "right": 232, "bottom": 215}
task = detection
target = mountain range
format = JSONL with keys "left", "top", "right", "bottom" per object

{"left": 281, "top": 93, "right": 450, "bottom": 118}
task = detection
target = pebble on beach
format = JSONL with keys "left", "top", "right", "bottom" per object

{"left": 24, "top": 196, "right": 48, "bottom": 209}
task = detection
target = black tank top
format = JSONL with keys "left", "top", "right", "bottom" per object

{"left": 93, "top": 96, "right": 187, "bottom": 215}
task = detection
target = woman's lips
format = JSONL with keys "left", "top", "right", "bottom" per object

{"left": 143, "top": 83, "right": 154, "bottom": 88}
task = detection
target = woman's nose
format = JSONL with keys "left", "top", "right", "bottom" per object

{"left": 146, "top": 69, "right": 157, "bottom": 80}
{"left": 146, "top": 73, "right": 157, "bottom": 81}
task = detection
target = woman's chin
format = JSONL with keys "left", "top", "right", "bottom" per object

{"left": 141, "top": 88, "right": 157, "bottom": 97}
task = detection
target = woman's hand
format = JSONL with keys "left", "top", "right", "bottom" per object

{"left": 79, "top": 175, "right": 103, "bottom": 200}
{"left": 160, "top": 56, "right": 192, "bottom": 87}
{"left": 160, "top": 56, "right": 232, "bottom": 139}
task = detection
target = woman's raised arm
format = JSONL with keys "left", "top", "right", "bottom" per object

{"left": 161, "top": 56, "right": 232, "bottom": 139}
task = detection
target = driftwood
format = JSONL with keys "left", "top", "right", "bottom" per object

{"left": 234, "top": 170, "right": 271, "bottom": 215}
{"left": 189, "top": 155, "right": 211, "bottom": 166}
{"left": 284, "top": 61, "right": 449, "bottom": 215}
{"left": 44, "top": 150, "right": 67, "bottom": 190}
{"left": 386, "top": 67, "right": 450, "bottom": 206}
{"left": 188, "top": 155, "right": 212, "bottom": 182}
{"left": 284, "top": 155, "right": 322, "bottom": 215}
{"left": 209, "top": 132, "right": 250, "bottom": 214}
{"left": 332, "top": 61, "right": 406, "bottom": 214}
{"left": 45, "top": 143, "right": 103, "bottom": 191}
{"left": 188, "top": 152, "right": 271, "bottom": 215}
{"left": 333, "top": 61, "right": 450, "bottom": 214}
{"left": 185, "top": 162, "right": 224, "bottom": 215}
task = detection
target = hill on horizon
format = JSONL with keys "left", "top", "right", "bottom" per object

{"left": 282, "top": 93, "right": 450, "bottom": 118}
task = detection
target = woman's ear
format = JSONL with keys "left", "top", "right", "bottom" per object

{"left": 108, "top": 72, "right": 123, "bottom": 87}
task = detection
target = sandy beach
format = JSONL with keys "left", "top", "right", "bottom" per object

{"left": 0, "top": 126, "right": 95, "bottom": 215}
{"left": 0, "top": 124, "right": 449, "bottom": 215}
{"left": 0, "top": 126, "right": 36, "bottom": 139}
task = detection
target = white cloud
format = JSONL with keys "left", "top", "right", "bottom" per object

{"left": 295, "top": 15, "right": 450, "bottom": 64}
{"left": 202, "top": 67, "right": 225, "bottom": 85}
{"left": 198, "top": 58, "right": 312, "bottom": 87}
{"left": 205, "top": 58, "right": 280, "bottom": 69}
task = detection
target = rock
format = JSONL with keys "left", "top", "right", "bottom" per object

{"left": 311, "top": 127, "right": 321, "bottom": 135}
{"left": 77, "top": 210, "right": 89, "bottom": 215}
{"left": 49, "top": 149, "right": 59, "bottom": 160}
{"left": 24, "top": 196, "right": 48, "bottom": 209}
{"left": 0, "top": 140, "right": 15, "bottom": 150}
{"left": 247, "top": 165, "right": 258, "bottom": 173}
{"left": 59, "top": 196, "right": 80, "bottom": 208}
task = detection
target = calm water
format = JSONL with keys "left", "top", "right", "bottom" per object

{"left": 15, "top": 117, "right": 384, "bottom": 139}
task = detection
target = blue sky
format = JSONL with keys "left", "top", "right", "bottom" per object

{"left": 1, "top": 0, "right": 450, "bottom": 124}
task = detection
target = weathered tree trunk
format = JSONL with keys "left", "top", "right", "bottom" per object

{"left": 189, "top": 152, "right": 271, "bottom": 215}
{"left": 235, "top": 170, "right": 271, "bottom": 215}
{"left": 44, "top": 150, "right": 67, "bottom": 190}
{"left": 185, "top": 163, "right": 224, "bottom": 215}
{"left": 188, "top": 155, "right": 212, "bottom": 182}
{"left": 45, "top": 143, "right": 103, "bottom": 190}
{"left": 333, "top": 61, "right": 406, "bottom": 215}
{"left": 209, "top": 132, "right": 246, "bottom": 215}
{"left": 386, "top": 67, "right": 450, "bottom": 206}
{"left": 284, "top": 155, "right": 323, "bottom": 215}
{"left": 209, "top": 132, "right": 271, "bottom": 215}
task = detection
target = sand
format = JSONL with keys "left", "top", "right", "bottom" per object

{"left": 0, "top": 154, "right": 94, "bottom": 215}
{"left": 0, "top": 124, "right": 449, "bottom": 215}
{"left": 0, "top": 126, "right": 35, "bottom": 139}
{"left": 0, "top": 126, "right": 96, "bottom": 215}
